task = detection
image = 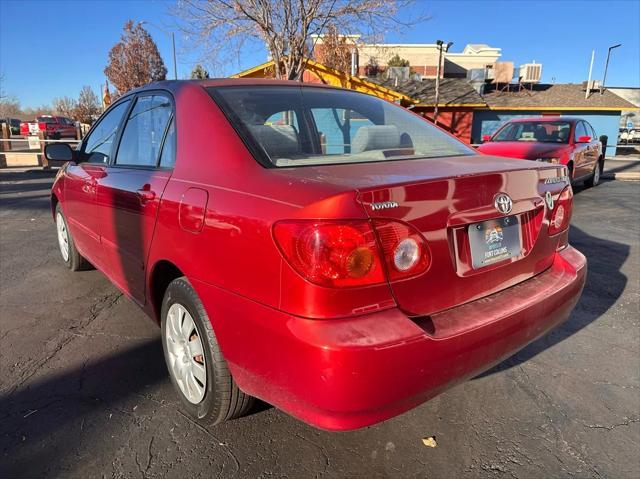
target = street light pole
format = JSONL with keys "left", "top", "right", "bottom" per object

{"left": 140, "top": 21, "right": 178, "bottom": 80}
{"left": 171, "top": 32, "right": 178, "bottom": 80}
{"left": 433, "top": 40, "right": 452, "bottom": 126}
{"left": 602, "top": 43, "right": 622, "bottom": 94}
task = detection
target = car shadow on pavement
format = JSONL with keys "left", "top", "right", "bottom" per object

{"left": 0, "top": 169, "right": 58, "bottom": 183}
{"left": 0, "top": 338, "right": 168, "bottom": 476}
{"left": 478, "top": 224, "right": 629, "bottom": 378}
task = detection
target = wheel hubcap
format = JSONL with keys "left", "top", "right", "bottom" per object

{"left": 56, "top": 212, "right": 69, "bottom": 262}
{"left": 594, "top": 164, "right": 600, "bottom": 184}
{"left": 165, "top": 303, "right": 207, "bottom": 404}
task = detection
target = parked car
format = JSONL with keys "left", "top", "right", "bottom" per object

{"left": 46, "top": 80, "right": 587, "bottom": 431}
{"left": 0, "top": 118, "right": 21, "bottom": 135}
{"left": 477, "top": 117, "right": 604, "bottom": 187}
{"left": 20, "top": 115, "right": 77, "bottom": 139}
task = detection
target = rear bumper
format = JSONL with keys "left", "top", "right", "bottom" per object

{"left": 193, "top": 246, "right": 586, "bottom": 431}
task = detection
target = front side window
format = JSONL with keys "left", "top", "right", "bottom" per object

{"left": 208, "top": 86, "right": 474, "bottom": 167}
{"left": 493, "top": 121, "right": 572, "bottom": 144}
{"left": 116, "top": 95, "right": 173, "bottom": 167}
{"left": 82, "top": 100, "right": 131, "bottom": 164}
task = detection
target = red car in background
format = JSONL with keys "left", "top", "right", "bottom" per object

{"left": 20, "top": 115, "right": 77, "bottom": 139}
{"left": 477, "top": 117, "right": 603, "bottom": 187}
{"left": 45, "top": 80, "right": 586, "bottom": 431}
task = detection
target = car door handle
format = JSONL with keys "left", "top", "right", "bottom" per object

{"left": 136, "top": 188, "right": 156, "bottom": 203}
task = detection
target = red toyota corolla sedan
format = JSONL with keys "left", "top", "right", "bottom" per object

{"left": 477, "top": 117, "right": 603, "bottom": 186}
{"left": 46, "top": 80, "right": 586, "bottom": 431}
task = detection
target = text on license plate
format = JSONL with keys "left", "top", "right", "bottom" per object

{"left": 468, "top": 216, "right": 522, "bottom": 269}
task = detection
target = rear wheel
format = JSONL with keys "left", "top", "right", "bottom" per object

{"left": 55, "top": 204, "right": 91, "bottom": 271}
{"left": 161, "top": 277, "right": 254, "bottom": 424}
{"left": 585, "top": 159, "right": 602, "bottom": 187}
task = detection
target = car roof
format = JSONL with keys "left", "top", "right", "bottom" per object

{"left": 123, "top": 78, "right": 347, "bottom": 98}
{"left": 507, "top": 116, "right": 582, "bottom": 124}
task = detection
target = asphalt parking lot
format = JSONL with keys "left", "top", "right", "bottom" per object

{"left": 1, "top": 170, "right": 638, "bottom": 478}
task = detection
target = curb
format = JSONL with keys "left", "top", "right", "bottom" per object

{"left": 602, "top": 172, "right": 640, "bottom": 181}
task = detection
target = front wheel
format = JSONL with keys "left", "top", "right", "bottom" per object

{"left": 161, "top": 277, "right": 254, "bottom": 424}
{"left": 585, "top": 159, "right": 602, "bottom": 187}
{"left": 55, "top": 204, "right": 91, "bottom": 271}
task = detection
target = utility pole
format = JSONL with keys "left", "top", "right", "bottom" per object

{"left": 602, "top": 43, "right": 622, "bottom": 94}
{"left": 434, "top": 40, "right": 453, "bottom": 126}
{"left": 585, "top": 50, "right": 595, "bottom": 100}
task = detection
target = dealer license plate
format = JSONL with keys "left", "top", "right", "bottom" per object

{"left": 468, "top": 216, "right": 522, "bottom": 269}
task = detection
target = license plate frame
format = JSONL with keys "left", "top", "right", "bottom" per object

{"left": 468, "top": 215, "right": 522, "bottom": 269}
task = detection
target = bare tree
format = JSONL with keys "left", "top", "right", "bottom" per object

{"left": 0, "top": 72, "right": 5, "bottom": 102}
{"left": 176, "top": 0, "right": 423, "bottom": 80}
{"left": 315, "top": 24, "right": 352, "bottom": 73}
{"left": 0, "top": 72, "right": 21, "bottom": 118}
{"left": 52, "top": 96, "right": 77, "bottom": 118}
{"left": 0, "top": 97, "right": 21, "bottom": 118}
{"left": 105, "top": 20, "right": 168, "bottom": 94}
{"left": 74, "top": 86, "right": 101, "bottom": 125}
{"left": 23, "top": 105, "right": 53, "bottom": 117}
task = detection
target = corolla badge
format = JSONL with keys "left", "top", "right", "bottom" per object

{"left": 370, "top": 201, "right": 399, "bottom": 211}
{"left": 494, "top": 193, "right": 513, "bottom": 215}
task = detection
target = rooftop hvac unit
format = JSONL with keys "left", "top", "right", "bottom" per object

{"left": 491, "top": 62, "right": 515, "bottom": 84}
{"left": 582, "top": 80, "right": 601, "bottom": 91}
{"left": 466, "top": 68, "right": 487, "bottom": 82}
{"left": 485, "top": 66, "right": 495, "bottom": 81}
{"left": 387, "top": 67, "right": 410, "bottom": 82}
{"left": 519, "top": 63, "right": 542, "bottom": 83}
{"left": 467, "top": 68, "right": 487, "bottom": 94}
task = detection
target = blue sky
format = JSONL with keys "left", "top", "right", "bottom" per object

{"left": 1, "top": 0, "right": 638, "bottom": 108}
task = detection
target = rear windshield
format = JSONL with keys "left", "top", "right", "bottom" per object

{"left": 493, "top": 121, "right": 571, "bottom": 143}
{"left": 208, "top": 86, "right": 475, "bottom": 167}
{"left": 37, "top": 116, "right": 56, "bottom": 123}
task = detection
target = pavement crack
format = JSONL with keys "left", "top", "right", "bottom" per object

{"left": 583, "top": 417, "right": 639, "bottom": 431}
{"left": 176, "top": 410, "right": 241, "bottom": 476}
{"left": 0, "top": 291, "right": 122, "bottom": 396}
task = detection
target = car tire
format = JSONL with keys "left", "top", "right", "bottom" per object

{"left": 585, "top": 159, "right": 602, "bottom": 188}
{"left": 160, "top": 277, "right": 254, "bottom": 425}
{"left": 55, "top": 204, "right": 92, "bottom": 271}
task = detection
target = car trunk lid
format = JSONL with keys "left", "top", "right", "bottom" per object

{"left": 352, "top": 155, "right": 569, "bottom": 317}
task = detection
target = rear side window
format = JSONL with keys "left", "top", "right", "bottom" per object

{"left": 83, "top": 100, "right": 131, "bottom": 164}
{"left": 159, "top": 118, "right": 176, "bottom": 168}
{"left": 116, "top": 94, "right": 173, "bottom": 167}
{"left": 208, "top": 86, "right": 474, "bottom": 167}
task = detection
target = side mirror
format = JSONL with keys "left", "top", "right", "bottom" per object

{"left": 482, "top": 134, "right": 492, "bottom": 143}
{"left": 577, "top": 135, "right": 591, "bottom": 143}
{"left": 44, "top": 143, "right": 74, "bottom": 162}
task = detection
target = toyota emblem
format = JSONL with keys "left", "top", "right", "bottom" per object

{"left": 494, "top": 193, "right": 513, "bottom": 215}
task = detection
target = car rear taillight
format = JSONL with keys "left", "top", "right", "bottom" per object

{"left": 372, "top": 220, "right": 430, "bottom": 281}
{"left": 548, "top": 186, "right": 573, "bottom": 235}
{"left": 38, "top": 122, "right": 47, "bottom": 131}
{"left": 273, "top": 220, "right": 430, "bottom": 288}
